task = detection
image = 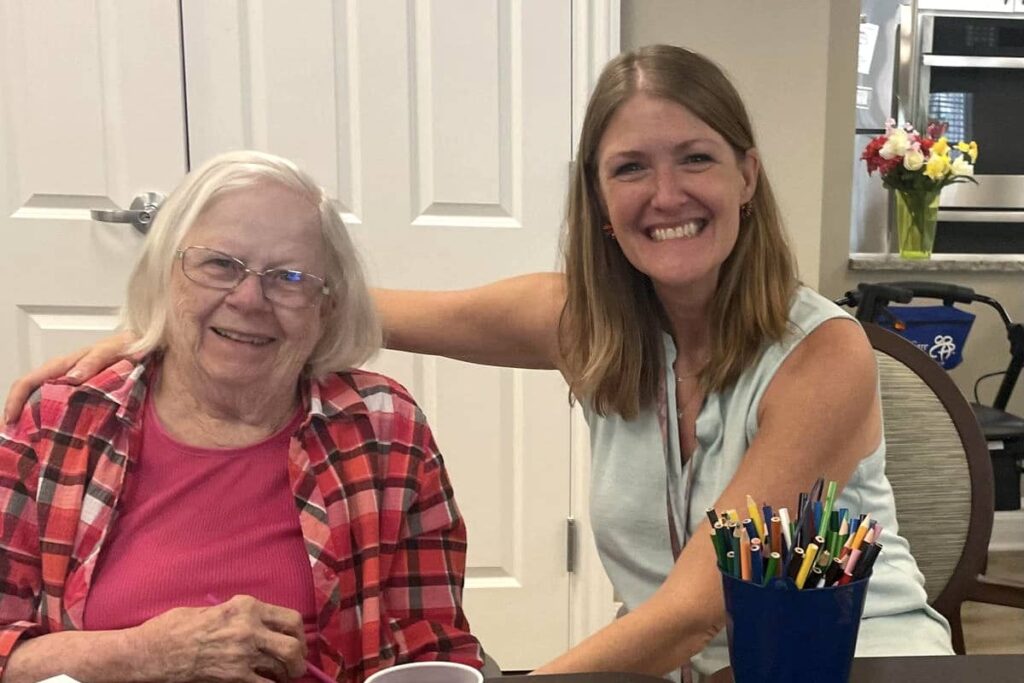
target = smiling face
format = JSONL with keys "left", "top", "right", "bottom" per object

{"left": 164, "top": 182, "right": 327, "bottom": 394}
{"left": 595, "top": 92, "right": 759, "bottom": 301}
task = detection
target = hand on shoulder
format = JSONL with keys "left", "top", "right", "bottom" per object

{"left": 4, "top": 331, "right": 138, "bottom": 425}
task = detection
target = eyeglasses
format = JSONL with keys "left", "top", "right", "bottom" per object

{"left": 175, "top": 246, "right": 330, "bottom": 308}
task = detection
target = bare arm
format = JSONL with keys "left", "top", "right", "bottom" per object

{"left": 373, "top": 272, "right": 566, "bottom": 370}
{"left": 533, "top": 318, "right": 882, "bottom": 676}
{"left": 5, "top": 274, "right": 568, "bottom": 420}
{"left": 3, "top": 597, "right": 307, "bottom": 683}
{"left": 4, "top": 629, "right": 149, "bottom": 683}
{"left": 3, "top": 331, "right": 137, "bottom": 425}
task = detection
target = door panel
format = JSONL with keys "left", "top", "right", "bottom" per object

{"left": 0, "top": 0, "right": 186, "bottom": 399}
{"left": 181, "top": 0, "right": 362, "bottom": 221}
{"left": 182, "top": 0, "right": 573, "bottom": 668}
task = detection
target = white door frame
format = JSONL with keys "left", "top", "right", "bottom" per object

{"left": 569, "top": 0, "right": 621, "bottom": 648}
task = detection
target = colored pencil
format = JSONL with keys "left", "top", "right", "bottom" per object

{"left": 795, "top": 542, "right": 819, "bottom": 589}
{"left": 778, "top": 507, "right": 793, "bottom": 553}
{"left": 747, "top": 495, "right": 766, "bottom": 540}
{"left": 818, "top": 480, "right": 837, "bottom": 538}
{"left": 763, "top": 552, "right": 780, "bottom": 585}
{"left": 708, "top": 479, "right": 881, "bottom": 591}
{"left": 740, "top": 529, "right": 752, "bottom": 581}
{"left": 770, "top": 516, "right": 782, "bottom": 556}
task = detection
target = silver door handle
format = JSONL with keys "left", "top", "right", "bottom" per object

{"left": 896, "top": 3, "right": 919, "bottom": 128}
{"left": 90, "top": 191, "right": 166, "bottom": 235}
{"left": 923, "top": 55, "right": 1024, "bottom": 69}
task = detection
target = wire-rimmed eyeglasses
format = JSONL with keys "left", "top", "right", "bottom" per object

{"left": 175, "top": 245, "right": 330, "bottom": 309}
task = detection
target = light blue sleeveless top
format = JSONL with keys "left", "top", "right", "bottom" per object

{"left": 586, "top": 286, "right": 951, "bottom": 677}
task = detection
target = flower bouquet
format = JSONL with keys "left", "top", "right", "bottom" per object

{"left": 861, "top": 119, "right": 978, "bottom": 259}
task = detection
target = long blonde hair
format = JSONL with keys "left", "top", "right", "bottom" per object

{"left": 560, "top": 45, "right": 796, "bottom": 419}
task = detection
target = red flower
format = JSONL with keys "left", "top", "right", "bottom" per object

{"left": 926, "top": 121, "right": 948, "bottom": 140}
{"left": 877, "top": 157, "right": 901, "bottom": 175}
{"left": 861, "top": 136, "right": 887, "bottom": 174}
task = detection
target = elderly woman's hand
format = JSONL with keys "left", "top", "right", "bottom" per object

{"left": 4, "top": 330, "right": 138, "bottom": 425}
{"left": 133, "top": 595, "right": 308, "bottom": 683}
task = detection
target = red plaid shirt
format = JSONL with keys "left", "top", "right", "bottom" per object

{"left": 0, "top": 359, "right": 481, "bottom": 681}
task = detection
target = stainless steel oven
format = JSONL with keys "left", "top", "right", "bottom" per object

{"left": 901, "top": 0, "right": 1024, "bottom": 252}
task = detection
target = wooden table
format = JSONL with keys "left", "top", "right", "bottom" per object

{"left": 706, "top": 654, "right": 1024, "bottom": 682}
{"left": 486, "top": 656, "right": 1024, "bottom": 681}
{"left": 492, "top": 674, "right": 663, "bottom": 682}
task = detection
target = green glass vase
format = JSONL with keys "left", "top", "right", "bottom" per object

{"left": 894, "top": 190, "right": 940, "bottom": 260}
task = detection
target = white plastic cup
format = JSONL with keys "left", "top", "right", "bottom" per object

{"left": 363, "top": 662, "right": 484, "bottom": 683}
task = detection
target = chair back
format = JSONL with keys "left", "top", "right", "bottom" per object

{"left": 865, "top": 324, "right": 994, "bottom": 626}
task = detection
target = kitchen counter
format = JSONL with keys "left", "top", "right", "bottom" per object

{"left": 850, "top": 253, "right": 1024, "bottom": 272}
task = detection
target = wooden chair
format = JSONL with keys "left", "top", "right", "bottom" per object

{"left": 866, "top": 323, "right": 1024, "bottom": 653}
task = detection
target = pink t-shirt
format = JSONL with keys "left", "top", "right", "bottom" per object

{"left": 84, "top": 394, "right": 319, "bottom": 674}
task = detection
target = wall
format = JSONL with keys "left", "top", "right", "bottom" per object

{"left": 621, "top": 0, "right": 861, "bottom": 291}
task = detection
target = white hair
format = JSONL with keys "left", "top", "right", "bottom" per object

{"left": 121, "top": 150, "right": 380, "bottom": 376}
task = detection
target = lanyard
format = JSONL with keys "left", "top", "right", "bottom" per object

{"left": 656, "top": 363, "right": 702, "bottom": 683}
{"left": 657, "top": 367, "right": 704, "bottom": 559}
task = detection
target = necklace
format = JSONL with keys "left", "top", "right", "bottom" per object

{"left": 673, "top": 356, "right": 707, "bottom": 382}
{"left": 676, "top": 389, "right": 704, "bottom": 421}
{"left": 673, "top": 357, "right": 707, "bottom": 419}
{"left": 675, "top": 375, "right": 704, "bottom": 420}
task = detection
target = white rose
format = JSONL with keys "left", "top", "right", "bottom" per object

{"left": 951, "top": 156, "right": 974, "bottom": 177}
{"left": 880, "top": 129, "right": 911, "bottom": 160}
{"left": 903, "top": 148, "right": 925, "bottom": 171}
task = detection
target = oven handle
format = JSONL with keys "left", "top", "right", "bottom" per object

{"left": 896, "top": 3, "right": 919, "bottom": 126}
{"left": 939, "top": 210, "right": 1024, "bottom": 223}
{"left": 923, "top": 55, "right": 1024, "bottom": 69}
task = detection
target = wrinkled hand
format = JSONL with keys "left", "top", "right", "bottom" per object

{"left": 4, "top": 330, "right": 138, "bottom": 425}
{"left": 131, "top": 595, "right": 308, "bottom": 683}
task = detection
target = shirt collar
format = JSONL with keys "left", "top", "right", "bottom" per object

{"left": 304, "top": 371, "right": 371, "bottom": 422}
{"left": 74, "top": 357, "right": 153, "bottom": 426}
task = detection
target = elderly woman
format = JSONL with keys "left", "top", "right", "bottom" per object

{"left": 0, "top": 151, "right": 481, "bottom": 682}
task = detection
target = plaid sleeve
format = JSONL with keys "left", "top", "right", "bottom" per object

{"left": 0, "top": 405, "right": 44, "bottom": 673}
{"left": 382, "top": 407, "right": 482, "bottom": 669}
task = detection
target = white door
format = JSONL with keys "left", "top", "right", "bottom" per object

{"left": 0, "top": 0, "right": 186, "bottom": 399}
{"left": 180, "top": 0, "right": 574, "bottom": 669}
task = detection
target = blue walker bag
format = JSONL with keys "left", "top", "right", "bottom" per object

{"left": 720, "top": 570, "right": 871, "bottom": 683}
{"left": 874, "top": 305, "right": 975, "bottom": 370}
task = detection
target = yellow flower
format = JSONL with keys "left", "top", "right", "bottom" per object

{"left": 925, "top": 153, "right": 951, "bottom": 181}
{"left": 954, "top": 140, "right": 979, "bottom": 162}
{"left": 931, "top": 136, "right": 950, "bottom": 157}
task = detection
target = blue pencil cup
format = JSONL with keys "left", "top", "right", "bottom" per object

{"left": 720, "top": 571, "right": 870, "bottom": 683}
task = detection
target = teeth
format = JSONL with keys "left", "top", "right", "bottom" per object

{"left": 213, "top": 328, "right": 273, "bottom": 345}
{"left": 650, "top": 220, "right": 704, "bottom": 242}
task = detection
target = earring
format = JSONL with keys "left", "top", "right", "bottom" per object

{"left": 740, "top": 202, "right": 754, "bottom": 220}
{"left": 602, "top": 223, "right": 616, "bottom": 240}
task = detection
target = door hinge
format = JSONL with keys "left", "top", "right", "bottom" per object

{"left": 566, "top": 517, "right": 577, "bottom": 573}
